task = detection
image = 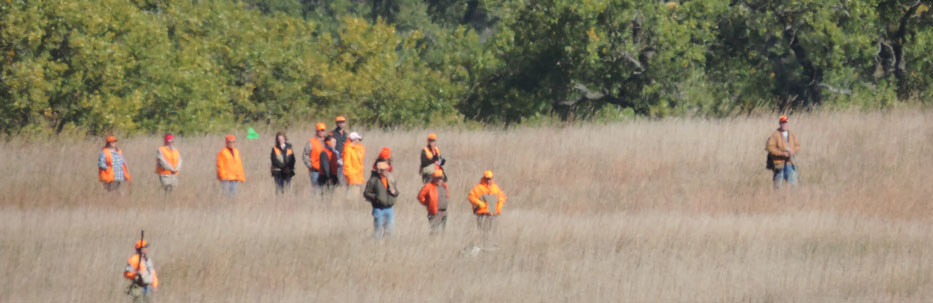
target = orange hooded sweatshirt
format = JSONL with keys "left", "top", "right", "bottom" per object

{"left": 342, "top": 142, "right": 366, "bottom": 185}
{"left": 418, "top": 181, "right": 450, "bottom": 215}
{"left": 217, "top": 147, "right": 246, "bottom": 181}
{"left": 468, "top": 178, "right": 506, "bottom": 215}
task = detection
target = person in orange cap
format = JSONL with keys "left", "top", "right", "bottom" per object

{"left": 217, "top": 135, "right": 246, "bottom": 196}
{"left": 364, "top": 161, "right": 399, "bottom": 239}
{"left": 419, "top": 133, "right": 447, "bottom": 184}
{"left": 468, "top": 170, "right": 506, "bottom": 233}
{"left": 766, "top": 115, "right": 800, "bottom": 189}
{"left": 330, "top": 116, "right": 349, "bottom": 184}
{"left": 99, "top": 135, "right": 132, "bottom": 193}
{"left": 124, "top": 239, "right": 158, "bottom": 302}
{"left": 417, "top": 168, "right": 450, "bottom": 234}
{"left": 155, "top": 133, "right": 182, "bottom": 193}
{"left": 303, "top": 122, "right": 328, "bottom": 191}
{"left": 371, "top": 147, "right": 394, "bottom": 175}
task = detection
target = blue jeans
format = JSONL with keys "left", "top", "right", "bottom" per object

{"left": 337, "top": 167, "right": 345, "bottom": 185}
{"left": 773, "top": 163, "right": 798, "bottom": 189}
{"left": 309, "top": 170, "right": 321, "bottom": 188}
{"left": 221, "top": 181, "right": 239, "bottom": 196}
{"left": 372, "top": 207, "right": 394, "bottom": 239}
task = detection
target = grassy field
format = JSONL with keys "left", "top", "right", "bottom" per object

{"left": 1, "top": 111, "right": 931, "bottom": 302}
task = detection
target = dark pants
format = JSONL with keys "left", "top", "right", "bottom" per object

{"left": 103, "top": 181, "right": 122, "bottom": 192}
{"left": 428, "top": 210, "right": 448, "bottom": 234}
{"left": 476, "top": 214, "right": 496, "bottom": 233}
{"left": 274, "top": 175, "right": 292, "bottom": 195}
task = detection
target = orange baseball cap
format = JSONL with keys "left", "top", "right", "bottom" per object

{"left": 483, "top": 170, "right": 494, "bottom": 179}
{"left": 135, "top": 240, "right": 148, "bottom": 249}
{"left": 225, "top": 134, "right": 236, "bottom": 142}
{"left": 335, "top": 116, "right": 346, "bottom": 122}
{"left": 432, "top": 168, "right": 444, "bottom": 178}
{"left": 379, "top": 147, "right": 391, "bottom": 159}
{"left": 106, "top": 136, "right": 118, "bottom": 143}
{"left": 779, "top": 115, "right": 788, "bottom": 123}
{"left": 427, "top": 133, "right": 437, "bottom": 140}
{"left": 316, "top": 122, "right": 327, "bottom": 131}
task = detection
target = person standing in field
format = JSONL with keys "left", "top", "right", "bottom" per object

{"left": 217, "top": 135, "right": 246, "bottom": 196}
{"left": 99, "top": 136, "right": 132, "bottom": 193}
{"left": 364, "top": 161, "right": 399, "bottom": 240}
{"left": 766, "top": 115, "right": 801, "bottom": 189}
{"left": 331, "top": 116, "right": 349, "bottom": 184}
{"left": 303, "top": 122, "right": 328, "bottom": 192}
{"left": 124, "top": 240, "right": 158, "bottom": 303}
{"left": 419, "top": 133, "right": 447, "bottom": 184}
{"left": 342, "top": 132, "right": 366, "bottom": 196}
{"left": 318, "top": 135, "right": 342, "bottom": 190}
{"left": 468, "top": 170, "right": 506, "bottom": 233}
{"left": 155, "top": 133, "right": 181, "bottom": 193}
{"left": 417, "top": 168, "right": 450, "bottom": 234}
{"left": 270, "top": 132, "right": 296, "bottom": 195}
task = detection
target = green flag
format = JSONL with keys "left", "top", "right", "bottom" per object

{"left": 247, "top": 127, "right": 260, "bottom": 139}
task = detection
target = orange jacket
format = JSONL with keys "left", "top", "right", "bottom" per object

{"left": 418, "top": 182, "right": 449, "bottom": 215}
{"left": 99, "top": 148, "right": 132, "bottom": 183}
{"left": 468, "top": 178, "right": 506, "bottom": 215}
{"left": 342, "top": 142, "right": 366, "bottom": 185}
{"left": 124, "top": 254, "right": 159, "bottom": 288}
{"left": 217, "top": 147, "right": 246, "bottom": 181}
{"left": 155, "top": 146, "right": 180, "bottom": 175}
{"left": 307, "top": 137, "right": 324, "bottom": 171}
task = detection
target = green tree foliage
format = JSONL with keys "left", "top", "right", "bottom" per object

{"left": 1, "top": 0, "right": 931, "bottom": 134}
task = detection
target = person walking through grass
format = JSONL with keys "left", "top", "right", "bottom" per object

{"left": 270, "top": 132, "right": 296, "bottom": 195}
{"left": 303, "top": 122, "right": 328, "bottom": 192}
{"left": 318, "top": 135, "right": 342, "bottom": 190}
{"left": 766, "top": 115, "right": 801, "bottom": 189}
{"left": 419, "top": 133, "right": 447, "bottom": 184}
{"left": 342, "top": 132, "right": 366, "bottom": 197}
{"left": 155, "top": 133, "right": 181, "bottom": 193}
{"left": 468, "top": 170, "right": 506, "bottom": 233}
{"left": 331, "top": 116, "right": 349, "bottom": 184}
{"left": 217, "top": 135, "right": 246, "bottom": 196}
{"left": 417, "top": 168, "right": 450, "bottom": 234}
{"left": 99, "top": 135, "right": 132, "bottom": 193}
{"left": 124, "top": 240, "right": 158, "bottom": 303}
{"left": 364, "top": 161, "right": 399, "bottom": 240}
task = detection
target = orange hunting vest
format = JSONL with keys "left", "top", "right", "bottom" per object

{"left": 308, "top": 137, "right": 324, "bottom": 171}
{"left": 99, "top": 148, "right": 132, "bottom": 183}
{"left": 424, "top": 146, "right": 440, "bottom": 160}
{"left": 155, "top": 146, "right": 179, "bottom": 175}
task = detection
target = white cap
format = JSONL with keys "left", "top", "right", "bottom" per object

{"left": 349, "top": 132, "right": 362, "bottom": 140}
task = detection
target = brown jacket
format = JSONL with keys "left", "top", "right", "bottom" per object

{"left": 766, "top": 129, "right": 800, "bottom": 167}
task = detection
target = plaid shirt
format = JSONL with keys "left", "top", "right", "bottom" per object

{"left": 98, "top": 148, "right": 126, "bottom": 181}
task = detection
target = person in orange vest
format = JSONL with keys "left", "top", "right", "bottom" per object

{"left": 155, "top": 133, "right": 182, "bottom": 193}
{"left": 124, "top": 240, "right": 158, "bottom": 302}
{"left": 766, "top": 115, "right": 801, "bottom": 189}
{"left": 417, "top": 168, "right": 449, "bottom": 234}
{"left": 99, "top": 135, "right": 132, "bottom": 193}
{"left": 342, "top": 132, "right": 366, "bottom": 196}
{"left": 303, "top": 122, "right": 328, "bottom": 191}
{"left": 330, "top": 116, "right": 349, "bottom": 184}
{"left": 217, "top": 135, "right": 246, "bottom": 196}
{"left": 468, "top": 170, "right": 507, "bottom": 233}
{"left": 270, "top": 132, "right": 296, "bottom": 195}
{"left": 318, "top": 135, "right": 342, "bottom": 189}
{"left": 419, "top": 133, "right": 447, "bottom": 184}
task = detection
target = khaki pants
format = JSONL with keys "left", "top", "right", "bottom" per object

{"left": 103, "top": 181, "right": 122, "bottom": 192}
{"left": 428, "top": 210, "right": 447, "bottom": 234}
{"left": 476, "top": 214, "right": 496, "bottom": 233}
{"left": 158, "top": 174, "right": 177, "bottom": 192}
{"left": 127, "top": 284, "right": 154, "bottom": 303}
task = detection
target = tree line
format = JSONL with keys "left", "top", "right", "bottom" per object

{"left": 1, "top": 0, "right": 931, "bottom": 134}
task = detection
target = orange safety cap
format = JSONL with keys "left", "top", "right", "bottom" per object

{"left": 135, "top": 240, "right": 148, "bottom": 249}
{"left": 427, "top": 133, "right": 437, "bottom": 140}
{"left": 225, "top": 134, "right": 236, "bottom": 142}
{"left": 335, "top": 116, "right": 346, "bottom": 122}
{"left": 379, "top": 147, "right": 391, "bottom": 159}
{"left": 483, "top": 170, "right": 494, "bottom": 179}
{"left": 316, "top": 122, "right": 327, "bottom": 131}
{"left": 106, "top": 136, "right": 118, "bottom": 143}
{"left": 779, "top": 115, "right": 788, "bottom": 123}
{"left": 432, "top": 168, "right": 444, "bottom": 178}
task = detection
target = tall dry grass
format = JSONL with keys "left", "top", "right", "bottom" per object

{"left": 0, "top": 111, "right": 931, "bottom": 302}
